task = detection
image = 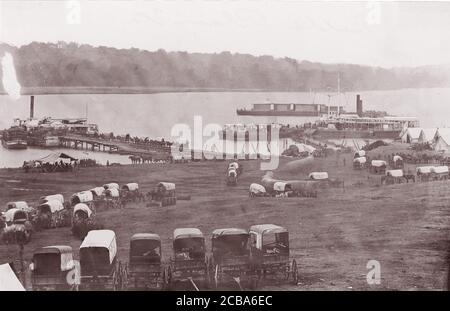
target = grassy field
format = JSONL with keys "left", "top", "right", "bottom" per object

{"left": 0, "top": 151, "right": 449, "bottom": 290}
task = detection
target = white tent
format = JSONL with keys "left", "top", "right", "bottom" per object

{"left": 400, "top": 128, "right": 422, "bottom": 143}
{"left": 0, "top": 263, "right": 25, "bottom": 291}
{"left": 418, "top": 128, "right": 438, "bottom": 144}
{"left": 433, "top": 128, "right": 450, "bottom": 153}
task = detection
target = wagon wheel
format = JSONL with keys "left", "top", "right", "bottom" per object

{"left": 250, "top": 274, "right": 260, "bottom": 290}
{"left": 113, "top": 262, "right": 123, "bottom": 291}
{"left": 291, "top": 259, "right": 298, "bottom": 285}
{"left": 112, "top": 265, "right": 119, "bottom": 291}
{"left": 204, "top": 260, "right": 211, "bottom": 289}
{"left": 214, "top": 264, "right": 219, "bottom": 289}
{"left": 122, "top": 263, "right": 128, "bottom": 290}
{"left": 161, "top": 267, "right": 167, "bottom": 290}
{"left": 167, "top": 265, "right": 172, "bottom": 288}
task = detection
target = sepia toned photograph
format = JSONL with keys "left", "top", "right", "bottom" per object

{"left": 1, "top": 0, "right": 450, "bottom": 295}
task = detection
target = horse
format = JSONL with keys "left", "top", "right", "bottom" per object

{"left": 141, "top": 155, "right": 153, "bottom": 164}
{"left": 129, "top": 155, "right": 141, "bottom": 164}
{"left": 404, "top": 174, "right": 416, "bottom": 183}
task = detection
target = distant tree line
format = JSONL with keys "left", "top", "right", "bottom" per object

{"left": 0, "top": 41, "right": 449, "bottom": 92}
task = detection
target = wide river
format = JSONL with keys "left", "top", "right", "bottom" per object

{"left": 1, "top": 88, "right": 449, "bottom": 167}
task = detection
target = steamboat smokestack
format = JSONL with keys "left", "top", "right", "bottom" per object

{"left": 356, "top": 94, "right": 363, "bottom": 117}
{"left": 30, "top": 95, "right": 35, "bottom": 119}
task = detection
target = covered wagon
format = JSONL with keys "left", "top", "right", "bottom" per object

{"left": 353, "top": 157, "right": 367, "bottom": 170}
{"left": 308, "top": 172, "right": 329, "bottom": 180}
{"left": 121, "top": 183, "right": 142, "bottom": 203}
{"left": 210, "top": 228, "right": 250, "bottom": 288}
{"left": 228, "top": 161, "right": 242, "bottom": 175}
{"left": 6, "top": 201, "right": 30, "bottom": 211}
{"left": 249, "top": 183, "right": 267, "bottom": 197}
{"left": 71, "top": 203, "right": 101, "bottom": 240}
{"left": 104, "top": 188, "right": 121, "bottom": 209}
{"left": 90, "top": 187, "right": 105, "bottom": 198}
{"left": 70, "top": 191, "right": 94, "bottom": 206}
{"left": 36, "top": 200, "right": 69, "bottom": 229}
{"left": 2, "top": 208, "right": 33, "bottom": 244}
{"left": 273, "top": 181, "right": 293, "bottom": 197}
{"left": 103, "top": 183, "right": 120, "bottom": 190}
{"left": 228, "top": 162, "right": 239, "bottom": 170}
{"left": 248, "top": 224, "right": 297, "bottom": 288}
{"left": 430, "top": 166, "right": 449, "bottom": 180}
{"left": 167, "top": 228, "right": 208, "bottom": 289}
{"left": 122, "top": 183, "right": 139, "bottom": 192}
{"left": 30, "top": 245, "right": 78, "bottom": 291}
{"left": 392, "top": 155, "right": 404, "bottom": 169}
{"left": 354, "top": 150, "right": 366, "bottom": 158}
{"left": 79, "top": 230, "right": 125, "bottom": 290}
{"left": 149, "top": 182, "right": 177, "bottom": 206}
{"left": 416, "top": 166, "right": 434, "bottom": 182}
{"left": 382, "top": 169, "right": 405, "bottom": 185}
{"left": 105, "top": 188, "right": 120, "bottom": 198}
{"left": 370, "top": 160, "right": 387, "bottom": 174}
{"left": 5, "top": 201, "right": 36, "bottom": 223}
{"left": 39, "top": 194, "right": 64, "bottom": 205}
{"left": 227, "top": 168, "right": 238, "bottom": 186}
{"left": 126, "top": 233, "right": 165, "bottom": 290}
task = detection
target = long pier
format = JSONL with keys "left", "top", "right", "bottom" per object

{"left": 59, "top": 136, "right": 120, "bottom": 152}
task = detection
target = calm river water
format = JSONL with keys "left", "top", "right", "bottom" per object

{"left": 1, "top": 88, "right": 450, "bottom": 167}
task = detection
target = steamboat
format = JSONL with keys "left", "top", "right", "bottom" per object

{"left": 231, "top": 94, "right": 419, "bottom": 141}
{"left": 1, "top": 126, "right": 28, "bottom": 149}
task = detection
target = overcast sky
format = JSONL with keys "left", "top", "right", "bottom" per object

{"left": 1, "top": 1, "right": 450, "bottom": 68}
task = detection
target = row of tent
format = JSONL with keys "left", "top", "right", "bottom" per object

{"left": 400, "top": 128, "right": 450, "bottom": 153}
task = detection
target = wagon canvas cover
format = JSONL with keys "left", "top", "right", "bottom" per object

{"left": 90, "top": 187, "right": 105, "bottom": 197}
{"left": 309, "top": 172, "right": 329, "bottom": 180}
{"left": 80, "top": 230, "right": 117, "bottom": 264}
{"left": 158, "top": 182, "right": 175, "bottom": 191}
{"left": 250, "top": 183, "right": 266, "bottom": 194}
{"left": 6, "top": 201, "right": 28, "bottom": 210}
{"left": 353, "top": 157, "right": 366, "bottom": 164}
{"left": 39, "top": 200, "right": 64, "bottom": 213}
{"left": 73, "top": 203, "right": 92, "bottom": 218}
{"left": 430, "top": 166, "right": 449, "bottom": 174}
{"left": 393, "top": 155, "right": 403, "bottom": 162}
{"left": 123, "top": 183, "right": 139, "bottom": 191}
{"left": 416, "top": 166, "right": 433, "bottom": 174}
{"left": 371, "top": 160, "right": 387, "bottom": 167}
{"left": 103, "top": 183, "right": 120, "bottom": 190}
{"left": 40, "top": 194, "right": 64, "bottom": 204}
{"left": 4, "top": 208, "right": 26, "bottom": 223}
{"left": 386, "top": 170, "right": 403, "bottom": 177}
{"left": 273, "top": 181, "right": 287, "bottom": 192}
{"left": 73, "top": 191, "right": 94, "bottom": 203}
{"left": 106, "top": 188, "right": 120, "bottom": 197}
